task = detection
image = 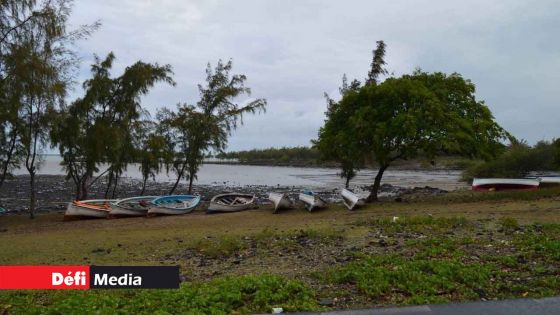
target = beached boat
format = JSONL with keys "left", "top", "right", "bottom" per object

{"left": 472, "top": 178, "right": 540, "bottom": 192}
{"left": 268, "top": 192, "right": 293, "bottom": 213}
{"left": 341, "top": 188, "right": 366, "bottom": 210}
{"left": 207, "top": 193, "right": 256, "bottom": 213}
{"left": 147, "top": 195, "right": 201, "bottom": 215}
{"left": 64, "top": 199, "right": 115, "bottom": 219}
{"left": 298, "top": 191, "right": 326, "bottom": 212}
{"left": 109, "top": 196, "right": 156, "bottom": 217}
{"left": 537, "top": 176, "right": 560, "bottom": 188}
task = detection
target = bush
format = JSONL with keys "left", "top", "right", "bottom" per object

{"left": 462, "top": 141, "right": 558, "bottom": 181}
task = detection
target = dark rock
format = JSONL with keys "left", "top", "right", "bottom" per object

{"left": 91, "top": 248, "right": 105, "bottom": 253}
{"left": 319, "top": 299, "right": 335, "bottom": 307}
{"left": 378, "top": 239, "right": 388, "bottom": 247}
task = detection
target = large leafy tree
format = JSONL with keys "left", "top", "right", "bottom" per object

{"left": 51, "top": 53, "right": 174, "bottom": 200}
{"left": 317, "top": 44, "right": 509, "bottom": 201}
{"left": 161, "top": 60, "right": 266, "bottom": 194}
{"left": 315, "top": 41, "right": 387, "bottom": 188}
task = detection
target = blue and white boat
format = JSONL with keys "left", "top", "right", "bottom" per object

{"left": 147, "top": 195, "right": 201, "bottom": 215}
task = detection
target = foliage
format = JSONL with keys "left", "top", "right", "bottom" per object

{"left": 0, "top": 0, "right": 97, "bottom": 216}
{"left": 462, "top": 140, "right": 558, "bottom": 180}
{"left": 216, "top": 146, "right": 321, "bottom": 165}
{"left": 0, "top": 274, "right": 319, "bottom": 314}
{"left": 316, "top": 42, "right": 509, "bottom": 201}
{"left": 51, "top": 53, "right": 174, "bottom": 200}
{"left": 161, "top": 60, "right": 266, "bottom": 194}
{"left": 322, "top": 255, "right": 491, "bottom": 304}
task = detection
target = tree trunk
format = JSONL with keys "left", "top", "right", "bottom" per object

{"left": 80, "top": 175, "right": 89, "bottom": 200}
{"left": 169, "top": 162, "right": 186, "bottom": 195}
{"left": 345, "top": 176, "right": 351, "bottom": 189}
{"left": 104, "top": 171, "right": 113, "bottom": 199}
{"left": 0, "top": 132, "right": 17, "bottom": 190}
{"left": 111, "top": 175, "right": 119, "bottom": 199}
{"left": 188, "top": 173, "right": 194, "bottom": 194}
{"left": 367, "top": 165, "right": 388, "bottom": 203}
{"left": 29, "top": 171, "right": 36, "bottom": 219}
{"left": 140, "top": 176, "right": 148, "bottom": 196}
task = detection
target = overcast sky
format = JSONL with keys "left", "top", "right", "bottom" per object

{"left": 68, "top": 0, "right": 560, "bottom": 151}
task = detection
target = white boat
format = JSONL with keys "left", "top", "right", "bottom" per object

{"left": 268, "top": 192, "right": 293, "bottom": 213}
{"left": 207, "top": 193, "right": 256, "bottom": 213}
{"left": 147, "top": 195, "right": 201, "bottom": 215}
{"left": 536, "top": 176, "right": 560, "bottom": 188}
{"left": 109, "top": 196, "right": 156, "bottom": 217}
{"left": 341, "top": 188, "right": 366, "bottom": 210}
{"left": 64, "top": 199, "right": 115, "bottom": 219}
{"left": 472, "top": 178, "right": 539, "bottom": 191}
{"left": 298, "top": 191, "right": 326, "bottom": 212}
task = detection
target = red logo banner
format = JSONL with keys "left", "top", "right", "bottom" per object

{"left": 0, "top": 266, "right": 90, "bottom": 290}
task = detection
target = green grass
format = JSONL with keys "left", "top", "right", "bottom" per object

{"left": 0, "top": 275, "right": 320, "bottom": 315}
{"left": 320, "top": 255, "right": 492, "bottom": 305}
{"left": 427, "top": 187, "right": 560, "bottom": 203}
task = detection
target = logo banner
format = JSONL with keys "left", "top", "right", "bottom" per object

{"left": 0, "top": 266, "right": 180, "bottom": 290}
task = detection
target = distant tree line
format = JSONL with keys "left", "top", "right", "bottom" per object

{"left": 0, "top": 1, "right": 266, "bottom": 218}
{"left": 216, "top": 146, "right": 321, "bottom": 165}
{"left": 462, "top": 140, "right": 560, "bottom": 180}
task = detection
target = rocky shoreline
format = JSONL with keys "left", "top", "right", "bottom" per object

{"left": 0, "top": 175, "right": 448, "bottom": 215}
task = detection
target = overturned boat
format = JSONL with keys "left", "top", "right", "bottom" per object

{"left": 207, "top": 193, "right": 256, "bottom": 213}
{"left": 472, "top": 178, "right": 540, "bottom": 192}
{"left": 109, "top": 196, "right": 156, "bottom": 217}
{"left": 147, "top": 195, "right": 201, "bottom": 215}
{"left": 268, "top": 192, "right": 293, "bottom": 213}
{"left": 65, "top": 199, "right": 115, "bottom": 219}
{"left": 298, "top": 191, "right": 326, "bottom": 212}
{"left": 536, "top": 176, "right": 560, "bottom": 188}
{"left": 341, "top": 188, "right": 366, "bottom": 210}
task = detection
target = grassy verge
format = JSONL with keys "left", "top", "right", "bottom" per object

{"left": 1, "top": 193, "right": 560, "bottom": 313}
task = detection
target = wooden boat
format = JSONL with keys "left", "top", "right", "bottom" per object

{"left": 472, "top": 178, "right": 540, "bottom": 192}
{"left": 64, "top": 199, "right": 115, "bottom": 219}
{"left": 537, "top": 176, "right": 560, "bottom": 188}
{"left": 147, "top": 195, "right": 201, "bottom": 215}
{"left": 207, "top": 193, "right": 256, "bottom": 213}
{"left": 268, "top": 192, "right": 293, "bottom": 213}
{"left": 341, "top": 188, "right": 365, "bottom": 210}
{"left": 109, "top": 196, "right": 156, "bottom": 217}
{"left": 298, "top": 191, "right": 326, "bottom": 212}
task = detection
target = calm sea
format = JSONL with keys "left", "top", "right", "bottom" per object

{"left": 13, "top": 155, "right": 467, "bottom": 190}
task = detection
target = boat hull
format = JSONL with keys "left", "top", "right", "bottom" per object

{"left": 268, "top": 193, "right": 292, "bottom": 213}
{"left": 341, "top": 188, "right": 365, "bottom": 210}
{"left": 109, "top": 196, "right": 155, "bottom": 217}
{"left": 207, "top": 193, "right": 256, "bottom": 213}
{"left": 298, "top": 193, "right": 326, "bottom": 212}
{"left": 537, "top": 176, "right": 560, "bottom": 188}
{"left": 472, "top": 178, "right": 539, "bottom": 192}
{"left": 147, "top": 195, "right": 200, "bottom": 215}
{"left": 65, "top": 202, "right": 110, "bottom": 219}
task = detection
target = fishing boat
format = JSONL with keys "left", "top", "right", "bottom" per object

{"left": 298, "top": 191, "right": 326, "bottom": 212}
{"left": 207, "top": 193, "right": 256, "bottom": 213}
{"left": 147, "top": 195, "right": 201, "bottom": 215}
{"left": 537, "top": 176, "right": 560, "bottom": 188}
{"left": 268, "top": 192, "right": 293, "bottom": 213}
{"left": 472, "top": 178, "right": 540, "bottom": 192}
{"left": 341, "top": 188, "right": 366, "bottom": 210}
{"left": 109, "top": 196, "right": 156, "bottom": 217}
{"left": 64, "top": 199, "right": 115, "bottom": 219}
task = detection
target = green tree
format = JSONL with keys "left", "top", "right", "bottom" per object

{"left": 162, "top": 60, "right": 266, "bottom": 194}
{"left": 317, "top": 69, "right": 509, "bottom": 201}
{"left": 136, "top": 121, "right": 174, "bottom": 195}
{"left": 51, "top": 53, "right": 174, "bottom": 200}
